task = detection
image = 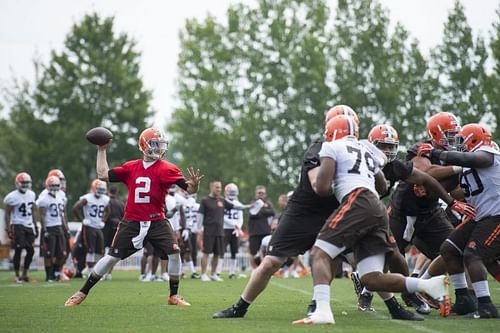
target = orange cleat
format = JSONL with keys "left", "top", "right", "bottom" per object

{"left": 64, "top": 291, "right": 87, "bottom": 307}
{"left": 168, "top": 295, "right": 191, "bottom": 307}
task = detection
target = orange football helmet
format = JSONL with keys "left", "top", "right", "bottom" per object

{"left": 48, "top": 169, "right": 66, "bottom": 191}
{"left": 427, "top": 112, "right": 461, "bottom": 150}
{"left": 91, "top": 179, "right": 107, "bottom": 197}
{"left": 324, "top": 115, "right": 359, "bottom": 142}
{"left": 368, "top": 124, "right": 399, "bottom": 161}
{"left": 15, "top": 172, "right": 32, "bottom": 193}
{"left": 457, "top": 124, "right": 492, "bottom": 152}
{"left": 325, "top": 105, "right": 359, "bottom": 125}
{"left": 138, "top": 127, "right": 168, "bottom": 160}
{"left": 45, "top": 175, "right": 61, "bottom": 195}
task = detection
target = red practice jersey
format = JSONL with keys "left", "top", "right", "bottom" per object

{"left": 110, "top": 159, "right": 184, "bottom": 221}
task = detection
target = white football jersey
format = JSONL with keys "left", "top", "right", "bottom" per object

{"left": 224, "top": 199, "right": 244, "bottom": 229}
{"left": 40, "top": 188, "right": 67, "bottom": 219}
{"left": 3, "top": 189, "right": 36, "bottom": 227}
{"left": 460, "top": 146, "right": 500, "bottom": 220}
{"left": 184, "top": 196, "right": 199, "bottom": 231}
{"left": 171, "top": 192, "right": 188, "bottom": 231}
{"left": 81, "top": 193, "right": 110, "bottom": 229}
{"left": 36, "top": 191, "right": 65, "bottom": 227}
{"left": 319, "top": 137, "right": 386, "bottom": 202}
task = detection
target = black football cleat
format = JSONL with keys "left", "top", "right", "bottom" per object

{"left": 389, "top": 302, "right": 425, "bottom": 321}
{"left": 402, "top": 292, "right": 431, "bottom": 315}
{"left": 306, "top": 300, "right": 316, "bottom": 316}
{"left": 213, "top": 305, "right": 247, "bottom": 319}
{"left": 358, "top": 292, "right": 375, "bottom": 312}
{"left": 451, "top": 293, "right": 477, "bottom": 315}
{"left": 477, "top": 302, "right": 499, "bottom": 319}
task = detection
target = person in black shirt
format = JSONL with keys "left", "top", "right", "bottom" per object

{"left": 248, "top": 186, "right": 275, "bottom": 268}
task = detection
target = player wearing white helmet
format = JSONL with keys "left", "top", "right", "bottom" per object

{"left": 3, "top": 172, "right": 37, "bottom": 283}
{"left": 217, "top": 183, "right": 245, "bottom": 279}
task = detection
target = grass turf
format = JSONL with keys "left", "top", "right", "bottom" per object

{"left": 0, "top": 271, "right": 498, "bottom": 332}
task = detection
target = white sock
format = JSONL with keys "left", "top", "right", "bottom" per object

{"left": 229, "top": 259, "right": 237, "bottom": 274}
{"left": 449, "top": 273, "right": 467, "bottom": 289}
{"left": 405, "top": 277, "right": 419, "bottom": 293}
{"left": 361, "top": 287, "right": 373, "bottom": 295}
{"left": 472, "top": 280, "right": 490, "bottom": 298}
{"left": 187, "top": 261, "right": 195, "bottom": 273}
{"left": 420, "top": 270, "right": 431, "bottom": 279}
{"left": 216, "top": 259, "right": 224, "bottom": 274}
{"left": 313, "top": 284, "right": 331, "bottom": 313}
{"left": 412, "top": 268, "right": 421, "bottom": 276}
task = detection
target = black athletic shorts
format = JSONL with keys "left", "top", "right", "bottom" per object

{"left": 202, "top": 234, "right": 224, "bottom": 255}
{"left": 103, "top": 225, "right": 118, "bottom": 248}
{"left": 12, "top": 224, "right": 35, "bottom": 249}
{"left": 179, "top": 230, "right": 192, "bottom": 256}
{"left": 223, "top": 229, "right": 239, "bottom": 258}
{"left": 82, "top": 226, "right": 104, "bottom": 255}
{"left": 110, "top": 220, "right": 179, "bottom": 260}
{"left": 41, "top": 225, "right": 66, "bottom": 259}
{"left": 389, "top": 207, "right": 454, "bottom": 259}
{"left": 445, "top": 218, "right": 477, "bottom": 255}
{"left": 317, "top": 188, "right": 392, "bottom": 263}
{"left": 249, "top": 234, "right": 269, "bottom": 256}
{"left": 464, "top": 215, "right": 500, "bottom": 261}
{"left": 267, "top": 211, "right": 327, "bottom": 258}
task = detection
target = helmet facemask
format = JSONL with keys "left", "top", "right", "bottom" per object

{"left": 48, "top": 184, "right": 60, "bottom": 195}
{"left": 144, "top": 139, "right": 168, "bottom": 160}
{"left": 17, "top": 181, "right": 32, "bottom": 193}
{"left": 438, "top": 126, "right": 460, "bottom": 151}
{"left": 375, "top": 141, "right": 398, "bottom": 162}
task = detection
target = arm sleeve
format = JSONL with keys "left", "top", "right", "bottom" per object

{"left": 303, "top": 142, "right": 322, "bottom": 172}
{"left": 176, "top": 178, "right": 188, "bottom": 191}
{"left": 439, "top": 150, "right": 494, "bottom": 169}
{"left": 109, "top": 165, "right": 127, "bottom": 183}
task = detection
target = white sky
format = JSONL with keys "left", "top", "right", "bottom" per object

{"left": 1, "top": 0, "right": 498, "bottom": 128}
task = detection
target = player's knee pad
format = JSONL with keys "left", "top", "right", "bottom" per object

{"left": 167, "top": 253, "right": 182, "bottom": 276}
{"left": 357, "top": 253, "right": 385, "bottom": 279}
{"left": 93, "top": 255, "right": 120, "bottom": 276}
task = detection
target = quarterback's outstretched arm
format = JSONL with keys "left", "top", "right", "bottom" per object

{"left": 96, "top": 141, "right": 111, "bottom": 181}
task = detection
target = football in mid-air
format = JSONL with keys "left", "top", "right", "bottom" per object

{"left": 86, "top": 127, "right": 113, "bottom": 146}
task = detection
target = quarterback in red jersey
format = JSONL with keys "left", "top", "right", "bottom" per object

{"left": 65, "top": 127, "right": 203, "bottom": 307}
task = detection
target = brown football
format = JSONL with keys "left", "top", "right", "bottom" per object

{"left": 86, "top": 127, "right": 113, "bottom": 146}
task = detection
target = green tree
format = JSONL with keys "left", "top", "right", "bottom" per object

{"left": 170, "top": 0, "right": 332, "bottom": 201}
{"left": 0, "top": 13, "right": 153, "bottom": 209}
{"left": 430, "top": 0, "right": 490, "bottom": 126}
{"left": 488, "top": 5, "right": 500, "bottom": 141}
{"left": 331, "top": 0, "right": 437, "bottom": 146}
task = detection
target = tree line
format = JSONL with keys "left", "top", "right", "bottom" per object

{"left": 1, "top": 0, "right": 499, "bottom": 214}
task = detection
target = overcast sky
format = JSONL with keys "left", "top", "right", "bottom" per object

{"left": 1, "top": 0, "right": 498, "bottom": 127}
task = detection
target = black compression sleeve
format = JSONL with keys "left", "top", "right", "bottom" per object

{"left": 440, "top": 151, "right": 493, "bottom": 168}
{"left": 176, "top": 178, "right": 188, "bottom": 191}
{"left": 108, "top": 170, "right": 119, "bottom": 182}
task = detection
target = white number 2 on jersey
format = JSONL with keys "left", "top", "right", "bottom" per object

{"left": 135, "top": 177, "right": 151, "bottom": 203}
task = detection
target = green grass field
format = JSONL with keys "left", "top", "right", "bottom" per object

{"left": 0, "top": 271, "right": 498, "bottom": 332}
